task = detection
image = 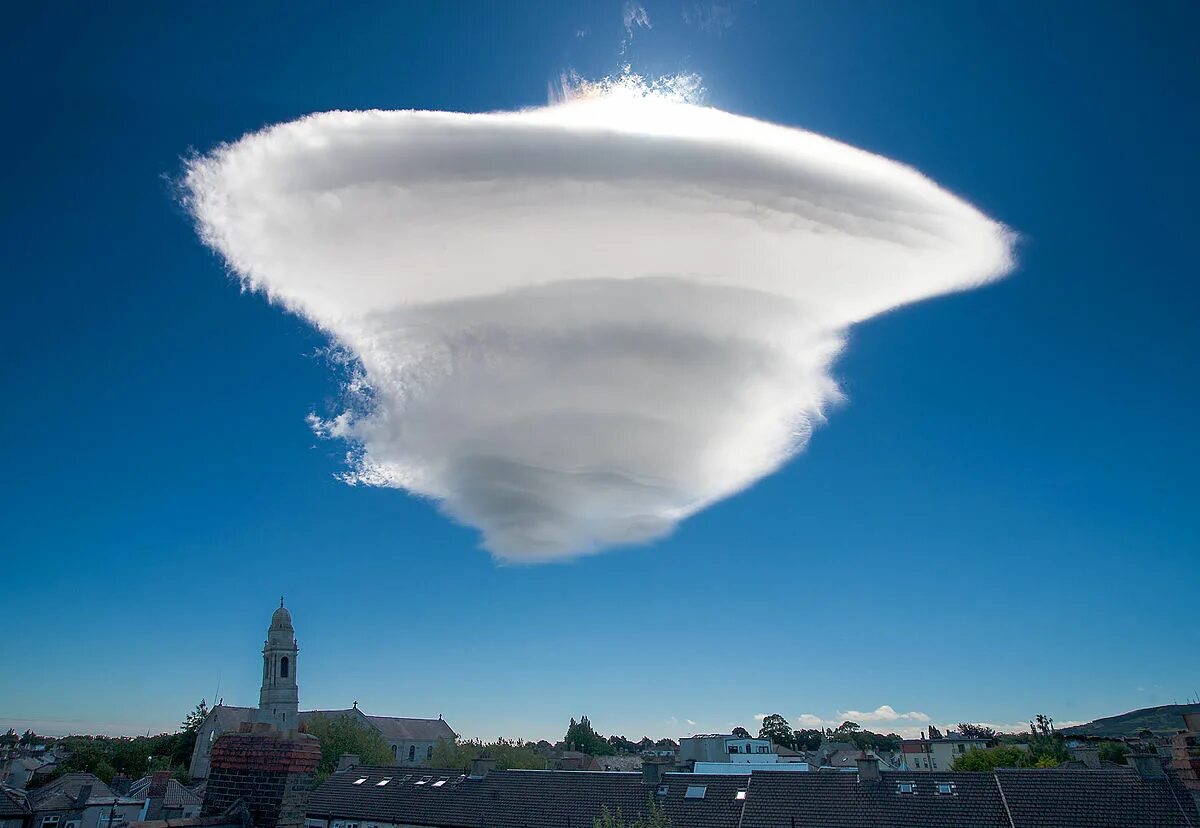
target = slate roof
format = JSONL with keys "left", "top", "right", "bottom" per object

{"left": 307, "top": 766, "right": 481, "bottom": 828}
{"left": 307, "top": 768, "right": 748, "bottom": 828}
{"left": 126, "top": 777, "right": 202, "bottom": 809}
{"left": 365, "top": 716, "right": 457, "bottom": 743}
{"left": 994, "top": 767, "right": 1199, "bottom": 828}
{"left": 26, "top": 773, "right": 139, "bottom": 812}
{"left": 739, "top": 770, "right": 1010, "bottom": 828}
{"left": 0, "top": 786, "right": 31, "bottom": 818}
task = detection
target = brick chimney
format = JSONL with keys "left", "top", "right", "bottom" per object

{"left": 1127, "top": 754, "right": 1166, "bottom": 780}
{"left": 1069, "top": 745, "right": 1101, "bottom": 769}
{"left": 641, "top": 758, "right": 674, "bottom": 787}
{"left": 149, "top": 771, "right": 171, "bottom": 798}
{"left": 1169, "top": 714, "right": 1200, "bottom": 812}
{"left": 201, "top": 729, "right": 322, "bottom": 828}
{"left": 335, "top": 754, "right": 360, "bottom": 773}
{"left": 856, "top": 755, "right": 881, "bottom": 782}
{"left": 469, "top": 758, "right": 496, "bottom": 778}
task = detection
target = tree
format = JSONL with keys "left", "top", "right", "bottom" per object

{"left": 792, "top": 730, "right": 822, "bottom": 751}
{"left": 731, "top": 727, "right": 751, "bottom": 739}
{"left": 430, "top": 738, "right": 546, "bottom": 771}
{"left": 1027, "top": 714, "right": 1069, "bottom": 766}
{"left": 1099, "top": 741, "right": 1130, "bottom": 765}
{"left": 593, "top": 796, "right": 671, "bottom": 828}
{"left": 758, "top": 715, "right": 793, "bottom": 749}
{"left": 565, "top": 716, "right": 614, "bottom": 756}
{"left": 950, "top": 745, "right": 1029, "bottom": 771}
{"left": 301, "top": 715, "right": 393, "bottom": 779}
{"left": 957, "top": 723, "right": 997, "bottom": 741}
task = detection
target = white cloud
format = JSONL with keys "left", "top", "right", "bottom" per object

{"left": 839, "top": 705, "right": 932, "bottom": 725}
{"left": 185, "top": 78, "right": 1013, "bottom": 562}
{"left": 754, "top": 713, "right": 768, "bottom": 721}
{"left": 795, "top": 713, "right": 825, "bottom": 728}
{"left": 683, "top": 2, "right": 739, "bottom": 33}
{"left": 687, "top": 719, "right": 697, "bottom": 726}
{"left": 623, "top": 1, "right": 652, "bottom": 36}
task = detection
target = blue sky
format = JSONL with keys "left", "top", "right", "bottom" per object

{"left": 2, "top": 1, "right": 1197, "bottom": 741}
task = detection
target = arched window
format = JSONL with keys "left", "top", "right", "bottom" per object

{"left": 280, "top": 656, "right": 289, "bottom": 678}
{"left": 392, "top": 744, "right": 398, "bottom": 758}
{"left": 408, "top": 745, "right": 416, "bottom": 762}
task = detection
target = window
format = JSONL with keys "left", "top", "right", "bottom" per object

{"left": 685, "top": 785, "right": 707, "bottom": 799}
{"left": 656, "top": 785, "right": 668, "bottom": 797}
{"left": 936, "top": 782, "right": 955, "bottom": 795}
{"left": 427, "top": 745, "right": 434, "bottom": 760}
{"left": 409, "top": 745, "right": 416, "bottom": 762}
{"left": 392, "top": 744, "right": 398, "bottom": 757}
{"left": 376, "top": 778, "right": 392, "bottom": 786}
{"left": 735, "top": 791, "right": 747, "bottom": 801}
{"left": 958, "top": 744, "right": 966, "bottom": 754}
{"left": 280, "top": 657, "right": 289, "bottom": 678}
{"left": 42, "top": 818, "right": 61, "bottom": 828}
{"left": 897, "top": 782, "right": 915, "bottom": 795}
{"left": 432, "top": 780, "right": 446, "bottom": 787}
{"left": 353, "top": 777, "right": 368, "bottom": 785}
{"left": 728, "top": 744, "right": 738, "bottom": 753}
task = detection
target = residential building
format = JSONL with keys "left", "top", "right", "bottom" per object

{"left": 189, "top": 603, "right": 456, "bottom": 779}
{"left": 0, "top": 786, "right": 31, "bottom": 828}
{"left": 679, "top": 734, "right": 777, "bottom": 768}
{"left": 899, "top": 732, "right": 988, "bottom": 771}
{"left": 300, "top": 755, "right": 1200, "bottom": 828}
{"left": 126, "top": 774, "right": 201, "bottom": 821}
{"left": 25, "top": 774, "right": 142, "bottom": 828}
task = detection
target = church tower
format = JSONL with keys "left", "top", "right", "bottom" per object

{"left": 256, "top": 597, "right": 300, "bottom": 730}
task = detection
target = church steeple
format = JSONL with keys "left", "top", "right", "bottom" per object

{"left": 257, "top": 599, "right": 300, "bottom": 730}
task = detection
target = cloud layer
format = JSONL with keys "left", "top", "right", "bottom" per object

{"left": 185, "top": 86, "right": 1012, "bottom": 561}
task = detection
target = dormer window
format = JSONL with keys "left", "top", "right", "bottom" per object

{"left": 936, "top": 782, "right": 955, "bottom": 795}
{"left": 897, "top": 782, "right": 915, "bottom": 795}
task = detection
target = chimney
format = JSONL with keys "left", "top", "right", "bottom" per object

{"left": 149, "top": 771, "right": 171, "bottom": 798}
{"left": 469, "top": 758, "right": 496, "bottom": 778}
{"left": 642, "top": 758, "right": 674, "bottom": 786}
{"left": 1169, "top": 715, "right": 1200, "bottom": 812}
{"left": 335, "top": 754, "right": 360, "bottom": 773}
{"left": 856, "top": 755, "right": 881, "bottom": 782}
{"left": 1069, "top": 746, "right": 1101, "bottom": 769}
{"left": 110, "top": 774, "right": 131, "bottom": 795}
{"left": 1128, "top": 754, "right": 1166, "bottom": 780}
{"left": 74, "top": 784, "right": 93, "bottom": 807}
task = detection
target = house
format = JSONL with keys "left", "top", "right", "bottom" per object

{"left": 24, "top": 774, "right": 142, "bottom": 828}
{"left": 899, "top": 732, "right": 989, "bottom": 771}
{"left": 305, "top": 764, "right": 749, "bottom": 828}
{"left": 1, "top": 758, "right": 42, "bottom": 791}
{"left": 189, "top": 603, "right": 457, "bottom": 779}
{"left": 0, "top": 786, "right": 32, "bottom": 828}
{"left": 679, "top": 734, "right": 777, "bottom": 769}
{"left": 739, "top": 755, "right": 1200, "bottom": 828}
{"left": 125, "top": 774, "right": 201, "bottom": 821}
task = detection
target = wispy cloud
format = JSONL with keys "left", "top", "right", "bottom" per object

{"left": 623, "top": 1, "right": 652, "bottom": 37}
{"left": 184, "top": 79, "right": 1012, "bottom": 563}
{"left": 682, "top": 2, "right": 740, "bottom": 33}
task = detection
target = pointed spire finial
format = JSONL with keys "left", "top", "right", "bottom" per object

{"left": 280, "top": 594, "right": 285, "bottom": 608}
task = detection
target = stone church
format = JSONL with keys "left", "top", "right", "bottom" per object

{"left": 189, "top": 601, "right": 457, "bottom": 778}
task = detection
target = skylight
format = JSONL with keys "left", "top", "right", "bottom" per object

{"left": 353, "top": 778, "right": 367, "bottom": 785}
{"left": 376, "top": 778, "right": 391, "bottom": 786}
{"left": 936, "top": 782, "right": 955, "bottom": 795}
{"left": 735, "top": 790, "right": 747, "bottom": 801}
{"left": 685, "top": 785, "right": 707, "bottom": 799}
{"left": 432, "top": 780, "right": 446, "bottom": 787}
{"left": 897, "top": 782, "right": 915, "bottom": 795}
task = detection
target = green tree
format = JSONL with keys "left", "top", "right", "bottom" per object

{"left": 430, "top": 738, "right": 546, "bottom": 771}
{"left": 731, "top": 727, "right": 751, "bottom": 739}
{"left": 792, "top": 730, "right": 822, "bottom": 751}
{"left": 593, "top": 796, "right": 671, "bottom": 828}
{"left": 1098, "top": 741, "right": 1130, "bottom": 765}
{"left": 757, "top": 715, "right": 794, "bottom": 749}
{"left": 565, "top": 716, "right": 614, "bottom": 756}
{"left": 950, "top": 745, "right": 1030, "bottom": 771}
{"left": 957, "top": 723, "right": 997, "bottom": 741}
{"left": 301, "top": 715, "right": 393, "bottom": 780}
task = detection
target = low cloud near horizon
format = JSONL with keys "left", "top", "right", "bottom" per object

{"left": 185, "top": 83, "right": 1013, "bottom": 562}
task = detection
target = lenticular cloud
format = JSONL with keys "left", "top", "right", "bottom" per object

{"left": 185, "top": 86, "right": 1013, "bottom": 562}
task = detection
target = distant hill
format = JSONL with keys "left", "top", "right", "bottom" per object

{"left": 1060, "top": 703, "right": 1200, "bottom": 737}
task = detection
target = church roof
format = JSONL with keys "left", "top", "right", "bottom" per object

{"left": 365, "top": 715, "right": 458, "bottom": 742}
